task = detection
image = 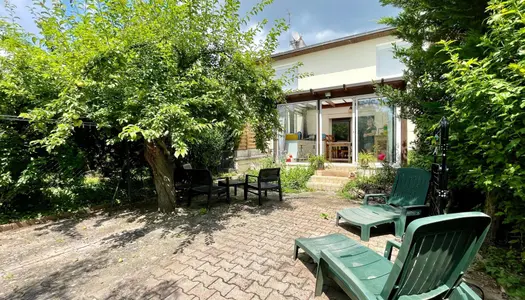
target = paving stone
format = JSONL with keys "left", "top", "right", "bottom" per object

{"left": 188, "top": 250, "right": 208, "bottom": 259}
{"left": 247, "top": 262, "right": 269, "bottom": 274}
{"left": 247, "top": 246, "right": 266, "bottom": 256}
{"left": 0, "top": 192, "right": 398, "bottom": 300}
{"left": 212, "top": 268, "right": 235, "bottom": 282}
{"left": 197, "top": 262, "right": 221, "bottom": 276}
{"left": 230, "top": 265, "right": 253, "bottom": 277}
{"left": 281, "top": 272, "right": 307, "bottom": 288}
{"left": 225, "top": 286, "right": 255, "bottom": 300}
{"left": 194, "top": 272, "right": 219, "bottom": 287}
{"left": 228, "top": 274, "right": 253, "bottom": 290}
{"left": 266, "top": 291, "right": 295, "bottom": 300}
{"left": 209, "top": 278, "right": 235, "bottom": 297}
{"left": 231, "top": 256, "right": 252, "bottom": 268}
{"left": 215, "top": 259, "right": 236, "bottom": 271}
{"left": 166, "top": 262, "right": 189, "bottom": 273}
{"left": 206, "top": 291, "right": 230, "bottom": 300}
{"left": 218, "top": 252, "right": 236, "bottom": 262}
{"left": 248, "top": 253, "right": 268, "bottom": 265}
{"left": 264, "top": 277, "right": 290, "bottom": 294}
{"left": 202, "top": 255, "right": 222, "bottom": 265}
{"left": 165, "top": 289, "right": 195, "bottom": 300}
{"left": 245, "top": 281, "right": 273, "bottom": 299}
{"left": 246, "top": 271, "right": 271, "bottom": 286}
{"left": 264, "top": 268, "right": 287, "bottom": 281}
{"left": 188, "top": 283, "right": 217, "bottom": 299}
{"left": 284, "top": 284, "right": 312, "bottom": 299}
{"left": 185, "top": 258, "right": 206, "bottom": 269}
{"left": 177, "top": 278, "right": 200, "bottom": 293}
{"left": 149, "top": 266, "right": 169, "bottom": 278}
{"left": 184, "top": 266, "right": 204, "bottom": 280}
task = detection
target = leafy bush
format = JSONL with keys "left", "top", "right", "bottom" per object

{"left": 342, "top": 163, "right": 397, "bottom": 200}
{"left": 187, "top": 127, "right": 237, "bottom": 173}
{"left": 244, "top": 158, "right": 314, "bottom": 193}
{"left": 308, "top": 155, "right": 328, "bottom": 170}
{"left": 480, "top": 246, "right": 525, "bottom": 298}
{"left": 280, "top": 166, "right": 314, "bottom": 193}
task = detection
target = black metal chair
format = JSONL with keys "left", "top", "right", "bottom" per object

{"left": 244, "top": 168, "right": 283, "bottom": 205}
{"left": 174, "top": 163, "right": 193, "bottom": 204}
{"left": 187, "top": 169, "right": 230, "bottom": 209}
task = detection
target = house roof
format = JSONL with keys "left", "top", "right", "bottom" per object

{"left": 285, "top": 77, "right": 405, "bottom": 103}
{"left": 272, "top": 27, "right": 396, "bottom": 61}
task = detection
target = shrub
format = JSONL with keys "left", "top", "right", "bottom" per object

{"left": 342, "top": 163, "right": 396, "bottom": 200}
{"left": 244, "top": 158, "right": 314, "bottom": 193}
{"left": 480, "top": 246, "right": 525, "bottom": 298}
{"left": 280, "top": 166, "right": 314, "bottom": 193}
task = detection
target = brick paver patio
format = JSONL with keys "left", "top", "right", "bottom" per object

{"left": 0, "top": 192, "right": 395, "bottom": 300}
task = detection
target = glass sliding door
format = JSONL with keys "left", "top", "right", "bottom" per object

{"left": 356, "top": 98, "right": 395, "bottom": 163}
{"left": 277, "top": 101, "right": 318, "bottom": 162}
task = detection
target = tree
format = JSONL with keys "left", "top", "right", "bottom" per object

{"left": 378, "top": 0, "right": 525, "bottom": 243}
{"left": 0, "top": 0, "right": 287, "bottom": 212}
{"left": 442, "top": 0, "right": 525, "bottom": 245}
{"left": 377, "top": 0, "right": 489, "bottom": 157}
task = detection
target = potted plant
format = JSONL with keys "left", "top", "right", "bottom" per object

{"left": 308, "top": 155, "right": 328, "bottom": 170}
{"left": 358, "top": 151, "right": 374, "bottom": 169}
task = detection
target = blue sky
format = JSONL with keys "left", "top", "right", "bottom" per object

{"left": 239, "top": 0, "right": 399, "bottom": 51}
{"left": 1, "top": 0, "right": 399, "bottom": 52}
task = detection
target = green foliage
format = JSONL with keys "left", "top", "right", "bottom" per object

{"left": 198, "top": 208, "right": 208, "bottom": 215}
{"left": 358, "top": 151, "right": 375, "bottom": 169}
{"left": 307, "top": 155, "right": 327, "bottom": 170}
{"left": 480, "top": 246, "right": 525, "bottom": 298}
{"left": 280, "top": 166, "right": 314, "bottom": 193}
{"left": 245, "top": 159, "right": 314, "bottom": 193}
{"left": 0, "top": 0, "right": 287, "bottom": 212}
{"left": 342, "top": 164, "right": 397, "bottom": 200}
{"left": 320, "top": 213, "right": 329, "bottom": 220}
{"left": 379, "top": 0, "right": 525, "bottom": 293}
{"left": 187, "top": 127, "right": 236, "bottom": 172}
{"left": 441, "top": 0, "right": 525, "bottom": 245}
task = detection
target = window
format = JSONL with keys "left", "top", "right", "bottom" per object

{"left": 274, "top": 65, "right": 298, "bottom": 90}
{"left": 357, "top": 98, "right": 395, "bottom": 163}
{"left": 376, "top": 41, "right": 409, "bottom": 78}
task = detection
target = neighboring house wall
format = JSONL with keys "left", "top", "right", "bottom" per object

{"left": 272, "top": 35, "right": 405, "bottom": 90}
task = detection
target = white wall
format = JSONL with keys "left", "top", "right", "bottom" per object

{"left": 272, "top": 35, "right": 402, "bottom": 90}
{"left": 321, "top": 107, "right": 352, "bottom": 136}
{"left": 407, "top": 119, "right": 416, "bottom": 150}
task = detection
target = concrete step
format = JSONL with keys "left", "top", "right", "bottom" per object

{"left": 306, "top": 181, "right": 346, "bottom": 192}
{"left": 306, "top": 174, "right": 350, "bottom": 192}
{"left": 316, "top": 169, "right": 352, "bottom": 177}
{"left": 309, "top": 175, "right": 350, "bottom": 184}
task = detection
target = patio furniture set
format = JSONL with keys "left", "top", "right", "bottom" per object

{"left": 293, "top": 167, "right": 488, "bottom": 299}
{"left": 174, "top": 165, "right": 283, "bottom": 209}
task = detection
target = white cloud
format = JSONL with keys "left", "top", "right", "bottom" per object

{"left": 310, "top": 29, "right": 357, "bottom": 44}
{"left": 0, "top": 0, "right": 40, "bottom": 35}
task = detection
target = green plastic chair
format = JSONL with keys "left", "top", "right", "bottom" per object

{"left": 336, "top": 167, "right": 431, "bottom": 241}
{"left": 312, "top": 212, "right": 490, "bottom": 299}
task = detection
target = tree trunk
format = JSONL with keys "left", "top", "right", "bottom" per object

{"left": 484, "top": 191, "right": 500, "bottom": 244}
{"left": 144, "top": 140, "right": 176, "bottom": 212}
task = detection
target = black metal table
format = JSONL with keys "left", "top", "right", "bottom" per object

{"left": 218, "top": 179, "right": 245, "bottom": 196}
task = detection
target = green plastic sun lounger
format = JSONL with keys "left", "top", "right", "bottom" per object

{"left": 306, "top": 212, "right": 490, "bottom": 299}
{"left": 294, "top": 234, "right": 483, "bottom": 299}
{"left": 336, "top": 167, "right": 431, "bottom": 241}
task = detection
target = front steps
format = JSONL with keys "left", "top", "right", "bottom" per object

{"left": 306, "top": 166, "right": 356, "bottom": 192}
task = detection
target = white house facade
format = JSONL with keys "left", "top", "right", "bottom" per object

{"left": 271, "top": 27, "right": 415, "bottom": 166}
